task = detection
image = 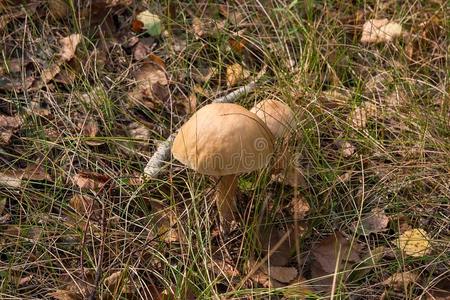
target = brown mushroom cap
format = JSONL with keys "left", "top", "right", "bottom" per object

{"left": 172, "top": 103, "right": 274, "bottom": 176}
{"left": 250, "top": 99, "right": 295, "bottom": 139}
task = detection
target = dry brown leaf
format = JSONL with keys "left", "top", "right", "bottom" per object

{"left": 361, "top": 19, "right": 403, "bottom": 43}
{"left": 192, "top": 17, "right": 204, "bottom": 38}
{"left": 73, "top": 171, "right": 110, "bottom": 191}
{"left": 252, "top": 269, "right": 285, "bottom": 288}
{"left": 226, "top": 63, "right": 250, "bottom": 87}
{"left": 382, "top": 271, "right": 419, "bottom": 289}
{"left": 0, "top": 114, "right": 22, "bottom": 128}
{"left": 259, "top": 225, "right": 292, "bottom": 267}
{"left": 261, "top": 264, "right": 298, "bottom": 283}
{"left": 59, "top": 34, "right": 82, "bottom": 62}
{"left": 206, "top": 258, "right": 240, "bottom": 279}
{"left": 289, "top": 196, "right": 310, "bottom": 220}
{"left": 348, "top": 102, "right": 377, "bottom": 129}
{"left": 129, "top": 62, "right": 169, "bottom": 108}
{"left": 47, "top": 290, "right": 82, "bottom": 300}
{"left": 132, "top": 41, "right": 151, "bottom": 61}
{"left": 0, "top": 171, "right": 22, "bottom": 188}
{"left": 318, "top": 89, "right": 351, "bottom": 109}
{"left": 48, "top": 0, "right": 69, "bottom": 19}
{"left": 104, "top": 270, "right": 134, "bottom": 296}
{"left": 21, "top": 163, "right": 52, "bottom": 181}
{"left": 335, "top": 140, "right": 356, "bottom": 158}
{"left": 354, "top": 208, "right": 389, "bottom": 235}
{"left": 128, "top": 122, "right": 151, "bottom": 143}
{"left": 396, "top": 228, "right": 431, "bottom": 257}
{"left": 69, "top": 194, "right": 101, "bottom": 221}
{"left": 312, "top": 231, "right": 361, "bottom": 274}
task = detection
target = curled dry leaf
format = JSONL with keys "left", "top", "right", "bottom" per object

{"left": 69, "top": 194, "right": 101, "bottom": 221}
{"left": 336, "top": 140, "right": 356, "bottom": 158}
{"left": 259, "top": 225, "right": 292, "bottom": 267}
{"left": 226, "top": 63, "right": 250, "bottom": 87}
{"left": 396, "top": 228, "right": 431, "bottom": 257}
{"left": 21, "top": 163, "right": 52, "bottom": 181}
{"left": 348, "top": 102, "right": 377, "bottom": 129}
{"left": 354, "top": 207, "right": 389, "bottom": 235}
{"left": 128, "top": 122, "right": 151, "bottom": 144}
{"left": 0, "top": 114, "right": 22, "bottom": 144}
{"left": 252, "top": 268, "right": 285, "bottom": 288}
{"left": 318, "top": 89, "right": 351, "bottom": 109}
{"left": 73, "top": 171, "right": 110, "bottom": 191}
{"left": 128, "top": 61, "right": 169, "bottom": 108}
{"left": 192, "top": 17, "right": 204, "bottom": 38}
{"left": 104, "top": 270, "right": 134, "bottom": 296}
{"left": 207, "top": 258, "right": 240, "bottom": 279}
{"left": 48, "top": 0, "right": 70, "bottom": 19}
{"left": 47, "top": 289, "right": 82, "bottom": 300}
{"left": 311, "top": 231, "right": 360, "bottom": 290}
{"left": 361, "top": 19, "right": 403, "bottom": 43}
{"left": 59, "top": 34, "right": 82, "bottom": 62}
{"left": 261, "top": 264, "right": 298, "bottom": 284}
{"left": 382, "top": 271, "right": 419, "bottom": 289}
{"left": 289, "top": 196, "right": 310, "bottom": 220}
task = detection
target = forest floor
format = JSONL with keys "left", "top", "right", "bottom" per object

{"left": 0, "top": 0, "right": 449, "bottom": 299}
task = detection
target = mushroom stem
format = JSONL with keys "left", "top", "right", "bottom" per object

{"left": 214, "top": 174, "right": 239, "bottom": 223}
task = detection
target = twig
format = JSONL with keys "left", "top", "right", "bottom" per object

{"left": 143, "top": 66, "right": 267, "bottom": 178}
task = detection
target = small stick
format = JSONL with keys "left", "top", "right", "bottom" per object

{"left": 143, "top": 67, "right": 267, "bottom": 178}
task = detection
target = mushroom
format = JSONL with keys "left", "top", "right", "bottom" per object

{"left": 172, "top": 103, "right": 274, "bottom": 223}
{"left": 250, "top": 99, "right": 304, "bottom": 187}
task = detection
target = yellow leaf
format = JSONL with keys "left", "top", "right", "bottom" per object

{"left": 226, "top": 63, "right": 250, "bottom": 87}
{"left": 397, "top": 228, "right": 431, "bottom": 257}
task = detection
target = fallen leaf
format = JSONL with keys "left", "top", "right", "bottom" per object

{"left": 289, "top": 196, "right": 310, "bottom": 220}
{"left": 396, "top": 228, "right": 431, "bottom": 257}
{"left": 382, "top": 271, "right": 419, "bottom": 289}
{"left": 258, "top": 225, "right": 292, "bottom": 267}
{"left": 73, "top": 171, "right": 110, "bottom": 191}
{"left": 69, "top": 194, "right": 101, "bottom": 221}
{"left": 0, "top": 114, "right": 22, "bottom": 128}
{"left": 261, "top": 264, "right": 298, "bottom": 283}
{"left": 318, "top": 89, "right": 351, "bottom": 109}
{"left": 136, "top": 10, "right": 162, "bottom": 36}
{"left": 47, "top": 289, "right": 82, "bottom": 300}
{"left": 0, "top": 171, "right": 22, "bottom": 188}
{"left": 192, "top": 17, "right": 204, "bottom": 38}
{"left": 48, "top": 0, "right": 70, "bottom": 19}
{"left": 18, "top": 274, "right": 33, "bottom": 286}
{"left": 335, "top": 140, "right": 356, "bottom": 158}
{"left": 252, "top": 268, "right": 285, "bottom": 288}
{"left": 226, "top": 63, "right": 250, "bottom": 87}
{"left": 348, "top": 102, "right": 377, "bottom": 129}
{"left": 59, "top": 34, "right": 82, "bottom": 62}
{"left": 132, "top": 41, "right": 151, "bottom": 61}
{"left": 128, "top": 122, "right": 151, "bottom": 143}
{"left": 77, "top": 118, "right": 103, "bottom": 146}
{"left": 21, "top": 163, "right": 52, "bottom": 181}
{"left": 312, "top": 231, "right": 361, "bottom": 274}
{"left": 104, "top": 270, "right": 134, "bottom": 296}
{"left": 361, "top": 19, "right": 403, "bottom": 43}
{"left": 129, "top": 61, "right": 169, "bottom": 108}
{"left": 349, "top": 246, "right": 385, "bottom": 281}
{"left": 354, "top": 208, "right": 389, "bottom": 235}
{"left": 206, "top": 258, "right": 240, "bottom": 279}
